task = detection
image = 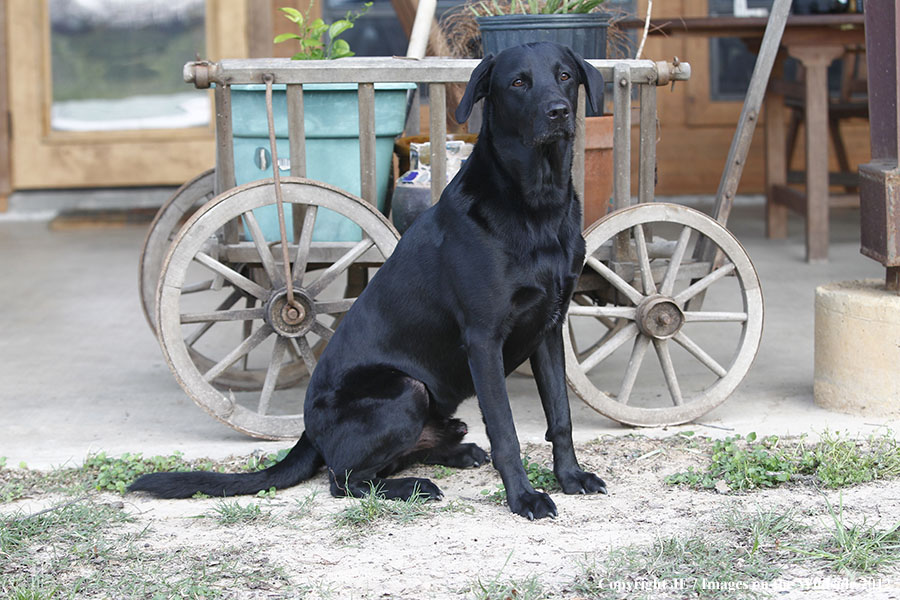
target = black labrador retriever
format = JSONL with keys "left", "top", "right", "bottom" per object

{"left": 131, "top": 42, "right": 608, "bottom": 519}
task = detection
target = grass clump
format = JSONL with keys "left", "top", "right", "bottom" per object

{"left": 720, "top": 505, "right": 807, "bottom": 558}
{"left": 665, "top": 430, "right": 900, "bottom": 493}
{"left": 786, "top": 494, "right": 900, "bottom": 573}
{"left": 805, "top": 430, "right": 900, "bottom": 488}
{"left": 335, "top": 482, "right": 433, "bottom": 528}
{"left": 210, "top": 499, "right": 269, "bottom": 526}
{"left": 574, "top": 517, "right": 792, "bottom": 599}
{"left": 467, "top": 574, "right": 546, "bottom": 600}
{"left": 482, "top": 456, "right": 559, "bottom": 503}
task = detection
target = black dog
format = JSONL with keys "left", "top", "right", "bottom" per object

{"left": 131, "top": 42, "right": 608, "bottom": 519}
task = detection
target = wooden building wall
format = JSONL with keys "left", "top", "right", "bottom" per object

{"left": 639, "top": 0, "right": 870, "bottom": 196}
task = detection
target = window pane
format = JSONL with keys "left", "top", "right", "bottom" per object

{"left": 49, "top": 0, "right": 209, "bottom": 132}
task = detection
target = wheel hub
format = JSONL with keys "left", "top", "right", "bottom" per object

{"left": 265, "top": 287, "right": 315, "bottom": 338}
{"left": 635, "top": 295, "right": 685, "bottom": 340}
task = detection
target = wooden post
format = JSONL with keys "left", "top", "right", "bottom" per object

{"left": 860, "top": 1, "right": 900, "bottom": 293}
{"left": 790, "top": 46, "right": 844, "bottom": 262}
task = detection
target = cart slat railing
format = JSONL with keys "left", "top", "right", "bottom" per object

{"left": 185, "top": 56, "right": 690, "bottom": 230}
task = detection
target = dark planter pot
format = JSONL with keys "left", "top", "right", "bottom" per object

{"left": 476, "top": 12, "right": 611, "bottom": 59}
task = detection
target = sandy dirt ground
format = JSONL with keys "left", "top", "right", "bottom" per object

{"left": 4, "top": 436, "right": 900, "bottom": 599}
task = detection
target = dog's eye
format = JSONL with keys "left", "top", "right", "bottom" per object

{"left": 512, "top": 78, "right": 525, "bottom": 88}
{"left": 560, "top": 72, "right": 571, "bottom": 81}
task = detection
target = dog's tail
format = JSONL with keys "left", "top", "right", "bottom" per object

{"left": 128, "top": 432, "right": 323, "bottom": 499}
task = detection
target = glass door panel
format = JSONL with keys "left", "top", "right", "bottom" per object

{"left": 49, "top": 0, "right": 210, "bottom": 132}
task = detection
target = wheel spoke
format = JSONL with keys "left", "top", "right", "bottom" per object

{"left": 315, "top": 298, "right": 356, "bottom": 315}
{"left": 683, "top": 311, "right": 748, "bottom": 323}
{"left": 257, "top": 337, "right": 287, "bottom": 415}
{"left": 184, "top": 289, "right": 242, "bottom": 346}
{"left": 180, "top": 307, "right": 266, "bottom": 324}
{"left": 633, "top": 224, "right": 657, "bottom": 295}
{"left": 673, "top": 332, "right": 728, "bottom": 378}
{"left": 242, "top": 298, "right": 256, "bottom": 371}
{"left": 617, "top": 334, "right": 651, "bottom": 405}
{"left": 310, "top": 320, "right": 335, "bottom": 341}
{"left": 653, "top": 339, "right": 683, "bottom": 406}
{"left": 580, "top": 322, "right": 639, "bottom": 372}
{"left": 674, "top": 262, "right": 736, "bottom": 305}
{"left": 568, "top": 305, "right": 636, "bottom": 320}
{"left": 575, "top": 318, "right": 629, "bottom": 360}
{"left": 586, "top": 256, "right": 644, "bottom": 305}
{"left": 660, "top": 225, "right": 692, "bottom": 296}
{"left": 182, "top": 279, "right": 214, "bottom": 294}
{"left": 291, "top": 336, "right": 318, "bottom": 373}
{"left": 291, "top": 205, "right": 318, "bottom": 284}
{"left": 203, "top": 324, "right": 273, "bottom": 383}
{"left": 194, "top": 252, "right": 269, "bottom": 300}
{"left": 306, "top": 238, "right": 374, "bottom": 297}
{"left": 242, "top": 210, "right": 283, "bottom": 287}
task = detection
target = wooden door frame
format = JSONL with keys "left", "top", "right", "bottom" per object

{"left": 1, "top": 0, "right": 11, "bottom": 208}
{"left": 6, "top": 0, "right": 247, "bottom": 190}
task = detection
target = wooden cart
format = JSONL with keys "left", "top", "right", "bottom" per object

{"left": 139, "top": 54, "right": 765, "bottom": 438}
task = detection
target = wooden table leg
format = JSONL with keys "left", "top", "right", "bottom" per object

{"left": 764, "top": 80, "right": 788, "bottom": 239}
{"left": 789, "top": 45, "right": 845, "bottom": 262}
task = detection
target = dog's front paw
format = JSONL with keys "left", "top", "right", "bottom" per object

{"left": 508, "top": 490, "right": 557, "bottom": 520}
{"left": 557, "top": 469, "right": 608, "bottom": 495}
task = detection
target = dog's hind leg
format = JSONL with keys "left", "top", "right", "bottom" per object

{"left": 379, "top": 418, "right": 490, "bottom": 475}
{"left": 309, "top": 372, "right": 443, "bottom": 501}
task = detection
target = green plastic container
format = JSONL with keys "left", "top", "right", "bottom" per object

{"left": 230, "top": 83, "right": 414, "bottom": 241}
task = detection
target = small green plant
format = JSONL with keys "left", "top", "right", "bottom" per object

{"left": 211, "top": 499, "right": 268, "bottom": 526}
{"left": 469, "top": 0, "right": 607, "bottom": 17}
{"left": 665, "top": 432, "right": 795, "bottom": 492}
{"left": 481, "top": 456, "right": 559, "bottom": 503}
{"left": 256, "top": 486, "right": 278, "bottom": 499}
{"left": 274, "top": 2, "right": 371, "bottom": 60}
{"left": 246, "top": 448, "right": 290, "bottom": 471}
{"left": 82, "top": 451, "right": 210, "bottom": 495}
{"left": 666, "top": 430, "right": 900, "bottom": 493}
{"left": 432, "top": 465, "right": 456, "bottom": 480}
{"left": 786, "top": 494, "right": 900, "bottom": 573}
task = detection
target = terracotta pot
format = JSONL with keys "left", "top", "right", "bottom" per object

{"left": 583, "top": 115, "right": 614, "bottom": 227}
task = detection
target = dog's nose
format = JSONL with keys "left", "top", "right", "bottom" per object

{"left": 546, "top": 102, "right": 570, "bottom": 121}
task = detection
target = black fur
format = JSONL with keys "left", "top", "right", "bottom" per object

{"left": 130, "top": 42, "right": 608, "bottom": 519}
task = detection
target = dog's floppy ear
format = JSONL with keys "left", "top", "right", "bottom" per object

{"left": 566, "top": 48, "right": 605, "bottom": 115}
{"left": 455, "top": 54, "right": 495, "bottom": 124}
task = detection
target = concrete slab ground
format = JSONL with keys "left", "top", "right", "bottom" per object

{"left": 1, "top": 195, "right": 896, "bottom": 470}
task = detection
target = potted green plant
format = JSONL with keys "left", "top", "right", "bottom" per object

{"left": 469, "top": 0, "right": 612, "bottom": 61}
{"left": 231, "top": 3, "right": 413, "bottom": 242}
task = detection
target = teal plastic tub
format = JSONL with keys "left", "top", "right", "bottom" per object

{"left": 230, "top": 83, "right": 413, "bottom": 242}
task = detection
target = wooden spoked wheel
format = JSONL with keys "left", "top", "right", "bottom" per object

{"left": 140, "top": 169, "right": 307, "bottom": 391}
{"left": 156, "top": 178, "right": 399, "bottom": 439}
{"left": 139, "top": 168, "right": 215, "bottom": 331}
{"left": 564, "top": 203, "right": 763, "bottom": 427}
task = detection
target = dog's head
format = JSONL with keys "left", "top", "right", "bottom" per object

{"left": 455, "top": 42, "right": 604, "bottom": 146}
